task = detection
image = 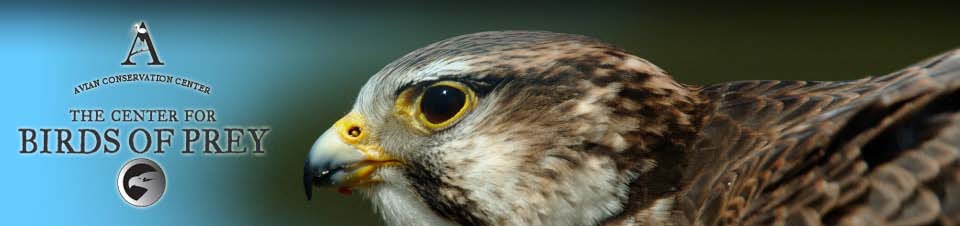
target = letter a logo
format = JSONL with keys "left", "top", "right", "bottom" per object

{"left": 121, "top": 21, "right": 164, "bottom": 66}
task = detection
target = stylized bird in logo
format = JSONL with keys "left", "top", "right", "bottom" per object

{"left": 127, "top": 171, "right": 163, "bottom": 202}
{"left": 304, "top": 31, "right": 960, "bottom": 226}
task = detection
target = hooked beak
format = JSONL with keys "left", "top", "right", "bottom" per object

{"left": 304, "top": 113, "right": 398, "bottom": 200}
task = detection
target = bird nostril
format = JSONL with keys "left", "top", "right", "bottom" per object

{"left": 348, "top": 126, "right": 361, "bottom": 138}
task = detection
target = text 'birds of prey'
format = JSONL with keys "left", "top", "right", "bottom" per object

{"left": 304, "top": 31, "right": 960, "bottom": 226}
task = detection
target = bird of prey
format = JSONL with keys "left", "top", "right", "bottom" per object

{"left": 128, "top": 171, "right": 163, "bottom": 202}
{"left": 304, "top": 31, "right": 960, "bottom": 226}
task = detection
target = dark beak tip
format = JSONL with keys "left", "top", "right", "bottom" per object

{"left": 305, "top": 183, "right": 313, "bottom": 201}
{"left": 304, "top": 160, "right": 314, "bottom": 201}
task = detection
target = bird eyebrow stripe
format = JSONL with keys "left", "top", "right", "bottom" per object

{"left": 393, "top": 76, "right": 504, "bottom": 97}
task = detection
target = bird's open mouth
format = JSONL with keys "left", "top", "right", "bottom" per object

{"left": 305, "top": 159, "right": 399, "bottom": 196}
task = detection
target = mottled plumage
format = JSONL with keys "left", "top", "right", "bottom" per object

{"left": 304, "top": 31, "right": 960, "bottom": 226}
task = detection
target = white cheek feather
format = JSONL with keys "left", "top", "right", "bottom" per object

{"left": 366, "top": 169, "right": 457, "bottom": 226}
{"left": 542, "top": 156, "right": 630, "bottom": 226}
{"left": 440, "top": 131, "right": 629, "bottom": 226}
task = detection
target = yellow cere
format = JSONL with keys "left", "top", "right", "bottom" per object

{"left": 333, "top": 112, "right": 393, "bottom": 162}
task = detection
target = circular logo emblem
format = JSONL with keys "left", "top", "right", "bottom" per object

{"left": 117, "top": 158, "right": 166, "bottom": 207}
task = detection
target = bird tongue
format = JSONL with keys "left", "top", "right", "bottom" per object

{"left": 337, "top": 186, "right": 353, "bottom": 196}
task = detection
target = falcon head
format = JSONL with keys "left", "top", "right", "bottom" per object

{"left": 304, "top": 31, "right": 706, "bottom": 226}
{"left": 128, "top": 171, "right": 160, "bottom": 189}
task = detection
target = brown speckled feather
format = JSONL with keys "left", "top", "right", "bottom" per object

{"left": 678, "top": 49, "right": 960, "bottom": 226}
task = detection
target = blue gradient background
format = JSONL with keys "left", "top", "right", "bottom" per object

{"left": 2, "top": 1, "right": 959, "bottom": 226}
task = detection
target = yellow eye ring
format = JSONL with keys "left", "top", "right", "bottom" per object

{"left": 394, "top": 81, "right": 477, "bottom": 133}
{"left": 416, "top": 81, "right": 476, "bottom": 130}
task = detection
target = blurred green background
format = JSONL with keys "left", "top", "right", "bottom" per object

{"left": 3, "top": 1, "right": 959, "bottom": 226}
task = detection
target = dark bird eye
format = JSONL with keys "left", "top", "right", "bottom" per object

{"left": 420, "top": 85, "right": 467, "bottom": 124}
